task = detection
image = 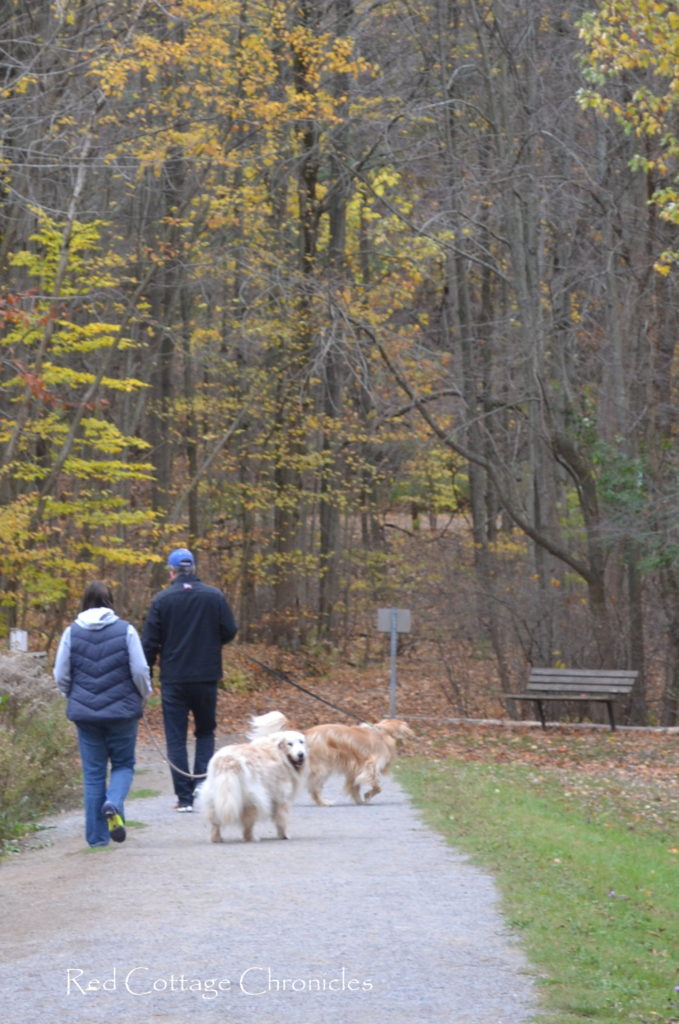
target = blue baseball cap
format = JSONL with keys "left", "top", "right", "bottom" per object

{"left": 167, "top": 547, "right": 195, "bottom": 569}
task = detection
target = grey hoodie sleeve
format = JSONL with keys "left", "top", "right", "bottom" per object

{"left": 127, "top": 625, "right": 152, "bottom": 698}
{"left": 53, "top": 627, "right": 72, "bottom": 696}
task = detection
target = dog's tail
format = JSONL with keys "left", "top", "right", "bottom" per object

{"left": 198, "top": 761, "right": 247, "bottom": 826}
{"left": 247, "top": 710, "right": 290, "bottom": 740}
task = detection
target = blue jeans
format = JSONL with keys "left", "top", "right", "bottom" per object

{"left": 161, "top": 682, "right": 217, "bottom": 806}
{"left": 76, "top": 720, "right": 138, "bottom": 846}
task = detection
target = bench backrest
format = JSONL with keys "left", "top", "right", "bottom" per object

{"left": 527, "top": 668, "right": 638, "bottom": 696}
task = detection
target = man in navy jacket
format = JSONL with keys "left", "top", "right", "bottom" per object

{"left": 142, "top": 548, "right": 237, "bottom": 810}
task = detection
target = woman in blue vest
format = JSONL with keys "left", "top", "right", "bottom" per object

{"left": 54, "top": 581, "right": 151, "bottom": 847}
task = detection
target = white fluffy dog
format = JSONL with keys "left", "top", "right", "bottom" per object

{"left": 248, "top": 710, "right": 414, "bottom": 807}
{"left": 197, "top": 722, "right": 307, "bottom": 842}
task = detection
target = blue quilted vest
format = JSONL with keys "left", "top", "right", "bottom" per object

{"left": 67, "top": 618, "right": 142, "bottom": 724}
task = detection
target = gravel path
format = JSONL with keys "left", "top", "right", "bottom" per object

{"left": 1, "top": 738, "right": 537, "bottom": 1024}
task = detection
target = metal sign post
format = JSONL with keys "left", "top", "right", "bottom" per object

{"left": 377, "top": 608, "right": 412, "bottom": 716}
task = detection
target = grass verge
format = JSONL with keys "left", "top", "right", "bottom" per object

{"left": 397, "top": 756, "right": 679, "bottom": 1024}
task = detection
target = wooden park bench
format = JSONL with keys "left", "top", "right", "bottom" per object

{"left": 505, "top": 667, "right": 638, "bottom": 731}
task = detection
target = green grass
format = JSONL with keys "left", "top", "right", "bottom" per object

{"left": 396, "top": 757, "right": 679, "bottom": 1024}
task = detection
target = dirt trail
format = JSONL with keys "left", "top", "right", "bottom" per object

{"left": 1, "top": 736, "right": 537, "bottom": 1024}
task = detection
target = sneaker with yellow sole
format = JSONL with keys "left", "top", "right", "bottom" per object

{"left": 102, "top": 802, "right": 126, "bottom": 842}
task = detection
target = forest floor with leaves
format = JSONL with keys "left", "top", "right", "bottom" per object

{"left": 139, "top": 641, "right": 679, "bottom": 843}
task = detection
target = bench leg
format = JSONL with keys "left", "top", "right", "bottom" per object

{"left": 534, "top": 699, "right": 547, "bottom": 729}
{"left": 606, "top": 701, "right": 616, "bottom": 732}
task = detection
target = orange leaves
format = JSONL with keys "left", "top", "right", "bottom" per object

{"left": 0, "top": 291, "right": 40, "bottom": 331}
{"left": 7, "top": 361, "right": 60, "bottom": 410}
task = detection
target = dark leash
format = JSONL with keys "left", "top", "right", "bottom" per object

{"left": 141, "top": 713, "right": 208, "bottom": 780}
{"left": 243, "top": 654, "right": 366, "bottom": 723}
{"left": 141, "top": 655, "right": 365, "bottom": 780}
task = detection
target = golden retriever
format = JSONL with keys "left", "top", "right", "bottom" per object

{"left": 249, "top": 711, "right": 414, "bottom": 807}
{"left": 196, "top": 728, "right": 307, "bottom": 842}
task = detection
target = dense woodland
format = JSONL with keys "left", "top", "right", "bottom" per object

{"left": 0, "top": 0, "right": 677, "bottom": 724}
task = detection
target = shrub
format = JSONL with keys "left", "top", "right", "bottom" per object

{"left": 0, "top": 654, "right": 79, "bottom": 847}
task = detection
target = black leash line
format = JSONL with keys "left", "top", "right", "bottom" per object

{"left": 243, "top": 654, "right": 365, "bottom": 723}
{"left": 141, "top": 713, "right": 208, "bottom": 780}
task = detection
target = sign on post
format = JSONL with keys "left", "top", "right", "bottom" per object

{"left": 9, "top": 629, "right": 28, "bottom": 653}
{"left": 377, "top": 608, "right": 411, "bottom": 716}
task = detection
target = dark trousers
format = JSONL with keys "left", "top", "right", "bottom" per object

{"left": 161, "top": 681, "right": 217, "bottom": 806}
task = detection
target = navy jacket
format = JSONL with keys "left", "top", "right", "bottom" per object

{"left": 67, "top": 618, "right": 143, "bottom": 723}
{"left": 142, "top": 573, "right": 237, "bottom": 684}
